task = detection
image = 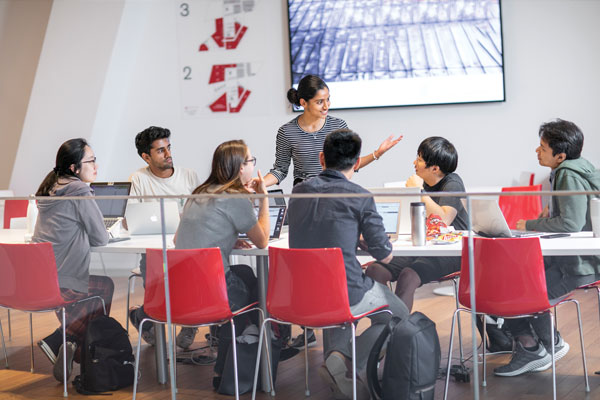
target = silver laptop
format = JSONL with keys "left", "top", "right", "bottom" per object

{"left": 125, "top": 201, "right": 180, "bottom": 235}
{"left": 239, "top": 205, "right": 286, "bottom": 241}
{"left": 469, "top": 198, "right": 545, "bottom": 238}
{"left": 369, "top": 187, "right": 422, "bottom": 235}
{"left": 90, "top": 182, "right": 131, "bottom": 230}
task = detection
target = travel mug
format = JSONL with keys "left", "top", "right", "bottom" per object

{"left": 410, "top": 202, "right": 426, "bottom": 246}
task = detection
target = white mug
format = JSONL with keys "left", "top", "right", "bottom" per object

{"left": 591, "top": 197, "right": 600, "bottom": 238}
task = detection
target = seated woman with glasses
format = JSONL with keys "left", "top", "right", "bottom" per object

{"left": 174, "top": 139, "right": 269, "bottom": 390}
{"left": 33, "top": 138, "right": 112, "bottom": 383}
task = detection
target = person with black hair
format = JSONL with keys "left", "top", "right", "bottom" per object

{"left": 263, "top": 75, "right": 402, "bottom": 348}
{"left": 366, "top": 137, "right": 468, "bottom": 311}
{"left": 128, "top": 126, "right": 200, "bottom": 349}
{"left": 288, "top": 129, "right": 409, "bottom": 399}
{"left": 263, "top": 75, "right": 402, "bottom": 187}
{"left": 34, "top": 139, "right": 113, "bottom": 383}
{"left": 494, "top": 119, "right": 600, "bottom": 377}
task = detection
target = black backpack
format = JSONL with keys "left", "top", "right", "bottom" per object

{"left": 367, "top": 312, "right": 441, "bottom": 400}
{"left": 73, "top": 315, "right": 135, "bottom": 395}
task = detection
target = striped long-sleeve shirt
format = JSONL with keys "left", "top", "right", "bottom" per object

{"left": 269, "top": 115, "right": 348, "bottom": 183}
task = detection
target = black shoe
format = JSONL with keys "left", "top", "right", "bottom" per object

{"left": 37, "top": 329, "right": 62, "bottom": 364}
{"left": 129, "top": 306, "right": 155, "bottom": 346}
{"left": 476, "top": 316, "right": 513, "bottom": 353}
{"left": 290, "top": 330, "right": 317, "bottom": 349}
{"left": 53, "top": 341, "right": 77, "bottom": 383}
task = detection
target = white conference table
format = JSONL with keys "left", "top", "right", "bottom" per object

{"left": 2, "top": 229, "right": 599, "bottom": 390}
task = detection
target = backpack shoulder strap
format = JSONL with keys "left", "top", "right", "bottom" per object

{"left": 366, "top": 316, "right": 400, "bottom": 400}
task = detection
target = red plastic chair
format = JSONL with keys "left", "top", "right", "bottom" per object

{"left": 499, "top": 184, "right": 542, "bottom": 229}
{"left": 132, "top": 248, "right": 261, "bottom": 400}
{"left": 252, "top": 247, "right": 392, "bottom": 400}
{"left": 443, "top": 237, "right": 589, "bottom": 400}
{"left": 0, "top": 242, "right": 106, "bottom": 397}
{"left": 3, "top": 199, "right": 28, "bottom": 229}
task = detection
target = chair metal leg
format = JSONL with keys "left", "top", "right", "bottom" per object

{"left": 252, "top": 318, "right": 276, "bottom": 400}
{"left": 7, "top": 310, "right": 11, "bottom": 340}
{"left": 230, "top": 319, "right": 240, "bottom": 400}
{"left": 568, "top": 299, "right": 590, "bottom": 392}
{"left": 549, "top": 312, "right": 556, "bottom": 400}
{"left": 132, "top": 319, "right": 147, "bottom": 400}
{"left": 61, "top": 308, "right": 68, "bottom": 397}
{"left": 126, "top": 274, "right": 138, "bottom": 333}
{"left": 350, "top": 322, "right": 357, "bottom": 400}
{"left": 482, "top": 315, "right": 487, "bottom": 387}
{"left": 29, "top": 313, "right": 34, "bottom": 372}
{"left": 172, "top": 325, "right": 178, "bottom": 394}
{"left": 303, "top": 326, "right": 310, "bottom": 396}
{"left": 444, "top": 308, "right": 461, "bottom": 400}
{"left": 0, "top": 319, "right": 8, "bottom": 368}
{"left": 452, "top": 278, "right": 465, "bottom": 363}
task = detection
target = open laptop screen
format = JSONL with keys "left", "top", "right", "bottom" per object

{"left": 239, "top": 205, "right": 286, "bottom": 239}
{"left": 376, "top": 202, "right": 401, "bottom": 235}
{"left": 90, "top": 182, "right": 131, "bottom": 218}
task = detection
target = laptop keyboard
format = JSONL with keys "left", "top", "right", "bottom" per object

{"left": 104, "top": 218, "right": 119, "bottom": 230}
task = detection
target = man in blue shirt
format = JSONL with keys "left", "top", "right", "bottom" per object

{"left": 289, "top": 128, "right": 409, "bottom": 399}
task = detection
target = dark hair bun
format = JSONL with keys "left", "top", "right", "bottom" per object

{"left": 287, "top": 88, "right": 300, "bottom": 106}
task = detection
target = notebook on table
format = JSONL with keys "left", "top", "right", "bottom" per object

{"left": 90, "top": 182, "right": 131, "bottom": 231}
{"left": 239, "top": 205, "right": 286, "bottom": 241}
{"left": 125, "top": 201, "right": 180, "bottom": 235}
{"left": 469, "top": 198, "right": 546, "bottom": 238}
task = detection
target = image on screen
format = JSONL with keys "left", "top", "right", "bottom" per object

{"left": 287, "top": 0, "right": 504, "bottom": 109}
{"left": 376, "top": 202, "right": 400, "bottom": 234}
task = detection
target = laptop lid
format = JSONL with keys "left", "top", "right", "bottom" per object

{"left": 369, "top": 187, "right": 422, "bottom": 234}
{"left": 90, "top": 182, "right": 131, "bottom": 218}
{"left": 469, "top": 198, "right": 544, "bottom": 238}
{"left": 239, "top": 205, "right": 286, "bottom": 240}
{"left": 267, "top": 188, "right": 287, "bottom": 207}
{"left": 125, "top": 201, "right": 180, "bottom": 235}
{"left": 375, "top": 202, "right": 401, "bottom": 235}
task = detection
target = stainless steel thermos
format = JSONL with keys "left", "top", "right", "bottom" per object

{"left": 410, "top": 202, "right": 426, "bottom": 246}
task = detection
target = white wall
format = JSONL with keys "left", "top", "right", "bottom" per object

{"left": 10, "top": 0, "right": 600, "bottom": 195}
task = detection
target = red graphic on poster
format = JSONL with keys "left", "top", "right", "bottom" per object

{"left": 208, "top": 64, "right": 251, "bottom": 113}
{"left": 199, "top": 17, "right": 248, "bottom": 51}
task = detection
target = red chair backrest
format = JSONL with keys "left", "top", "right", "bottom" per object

{"left": 3, "top": 199, "right": 28, "bottom": 229}
{"left": 0, "top": 242, "right": 67, "bottom": 310}
{"left": 458, "top": 236, "right": 549, "bottom": 316}
{"left": 267, "top": 247, "right": 353, "bottom": 327}
{"left": 499, "top": 184, "right": 542, "bottom": 229}
{"left": 144, "top": 248, "right": 233, "bottom": 325}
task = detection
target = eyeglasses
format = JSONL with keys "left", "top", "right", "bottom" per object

{"left": 244, "top": 157, "right": 257, "bottom": 166}
{"left": 82, "top": 157, "right": 97, "bottom": 165}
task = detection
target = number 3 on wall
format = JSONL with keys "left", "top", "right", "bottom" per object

{"left": 180, "top": 3, "right": 189, "bottom": 17}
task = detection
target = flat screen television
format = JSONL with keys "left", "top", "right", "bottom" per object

{"left": 287, "top": 0, "right": 505, "bottom": 110}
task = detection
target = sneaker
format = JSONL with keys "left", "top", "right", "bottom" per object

{"left": 493, "top": 341, "right": 551, "bottom": 377}
{"left": 532, "top": 333, "right": 570, "bottom": 372}
{"left": 176, "top": 327, "right": 198, "bottom": 349}
{"left": 53, "top": 341, "right": 76, "bottom": 383}
{"left": 37, "top": 329, "right": 62, "bottom": 364}
{"left": 129, "top": 307, "right": 156, "bottom": 346}
{"left": 290, "top": 330, "right": 317, "bottom": 349}
{"left": 317, "top": 351, "right": 370, "bottom": 400}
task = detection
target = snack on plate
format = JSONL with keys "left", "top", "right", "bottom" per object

{"left": 426, "top": 214, "right": 446, "bottom": 240}
{"left": 426, "top": 214, "right": 462, "bottom": 243}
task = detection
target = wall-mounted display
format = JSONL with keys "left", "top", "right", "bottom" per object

{"left": 287, "top": 0, "right": 505, "bottom": 110}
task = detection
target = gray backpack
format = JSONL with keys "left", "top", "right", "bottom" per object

{"left": 367, "top": 312, "right": 441, "bottom": 400}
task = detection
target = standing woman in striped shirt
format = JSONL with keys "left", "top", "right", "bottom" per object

{"left": 262, "top": 75, "right": 402, "bottom": 187}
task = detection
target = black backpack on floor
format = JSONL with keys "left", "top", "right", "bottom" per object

{"left": 367, "top": 312, "right": 441, "bottom": 400}
{"left": 73, "top": 315, "right": 135, "bottom": 395}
